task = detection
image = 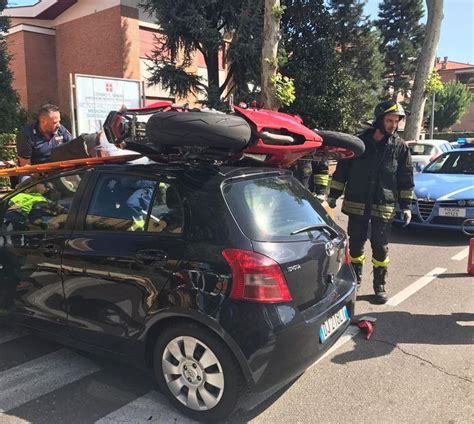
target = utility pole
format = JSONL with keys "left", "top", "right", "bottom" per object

{"left": 429, "top": 92, "right": 435, "bottom": 139}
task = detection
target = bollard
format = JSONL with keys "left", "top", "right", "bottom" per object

{"left": 462, "top": 219, "right": 474, "bottom": 275}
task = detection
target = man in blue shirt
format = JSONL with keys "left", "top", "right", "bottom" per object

{"left": 16, "top": 104, "right": 73, "bottom": 166}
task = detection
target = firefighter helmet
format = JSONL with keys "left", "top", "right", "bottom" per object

{"left": 374, "top": 100, "right": 406, "bottom": 120}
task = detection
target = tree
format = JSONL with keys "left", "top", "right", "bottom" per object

{"left": 0, "top": 0, "right": 22, "bottom": 133}
{"left": 376, "top": 0, "right": 425, "bottom": 99}
{"left": 426, "top": 81, "right": 473, "bottom": 131}
{"left": 261, "top": 0, "right": 282, "bottom": 110}
{"left": 141, "top": 0, "right": 263, "bottom": 109}
{"left": 281, "top": 0, "right": 359, "bottom": 132}
{"left": 404, "top": 0, "right": 443, "bottom": 141}
{"left": 328, "top": 0, "right": 384, "bottom": 126}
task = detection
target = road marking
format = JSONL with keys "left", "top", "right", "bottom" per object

{"left": 0, "top": 328, "right": 25, "bottom": 345}
{"left": 0, "top": 348, "right": 101, "bottom": 412}
{"left": 451, "top": 247, "right": 469, "bottom": 261}
{"left": 308, "top": 325, "right": 360, "bottom": 370}
{"left": 386, "top": 267, "right": 447, "bottom": 307}
{"left": 95, "top": 390, "right": 195, "bottom": 424}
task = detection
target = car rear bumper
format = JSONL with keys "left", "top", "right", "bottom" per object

{"left": 221, "top": 269, "right": 356, "bottom": 397}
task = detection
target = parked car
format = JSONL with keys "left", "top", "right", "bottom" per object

{"left": 0, "top": 159, "right": 356, "bottom": 421}
{"left": 407, "top": 139, "right": 453, "bottom": 172}
{"left": 394, "top": 148, "right": 474, "bottom": 231}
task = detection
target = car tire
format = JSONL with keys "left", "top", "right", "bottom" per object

{"left": 153, "top": 322, "right": 244, "bottom": 422}
{"left": 316, "top": 130, "right": 365, "bottom": 158}
{"left": 145, "top": 112, "right": 251, "bottom": 151}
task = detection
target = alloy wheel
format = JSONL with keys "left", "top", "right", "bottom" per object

{"left": 162, "top": 335, "right": 225, "bottom": 411}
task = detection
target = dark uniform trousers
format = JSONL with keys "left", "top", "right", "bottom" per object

{"left": 347, "top": 215, "right": 392, "bottom": 264}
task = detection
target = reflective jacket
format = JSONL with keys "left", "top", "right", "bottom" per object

{"left": 293, "top": 159, "right": 329, "bottom": 195}
{"left": 328, "top": 129, "right": 414, "bottom": 221}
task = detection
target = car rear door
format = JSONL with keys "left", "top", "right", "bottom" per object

{"left": 0, "top": 172, "right": 84, "bottom": 335}
{"left": 62, "top": 171, "right": 186, "bottom": 353}
{"left": 223, "top": 174, "right": 349, "bottom": 310}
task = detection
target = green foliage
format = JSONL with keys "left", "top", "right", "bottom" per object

{"left": 0, "top": 133, "right": 16, "bottom": 191}
{"left": 426, "top": 81, "right": 473, "bottom": 131}
{"left": 425, "top": 70, "right": 443, "bottom": 96}
{"left": 376, "top": 0, "right": 425, "bottom": 98}
{"left": 328, "top": 0, "right": 384, "bottom": 125}
{"left": 271, "top": 73, "right": 295, "bottom": 106}
{"left": 281, "top": 0, "right": 361, "bottom": 132}
{"left": 140, "top": 0, "right": 263, "bottom": 109}
{"left": 0, "top": 0, "right": 22, "bottom": 134}
{"left": 272, "top": 4, "right": 287, "bottom": 19}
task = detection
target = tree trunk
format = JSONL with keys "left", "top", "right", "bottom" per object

{"left": 205, "top": 49, "right": 221, "bottom": 108}
{"left": 404, "top": 0, "right": 443, "bottom": 141}
{"left": 261, "top": 0, "right": 281, "bottom": 110}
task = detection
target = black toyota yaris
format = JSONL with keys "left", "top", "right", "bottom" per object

{"left": 0, "top": 160, "right": 356, "bottom": 421}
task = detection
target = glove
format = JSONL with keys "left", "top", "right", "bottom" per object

{"left": 315, "top": 194, "right": 326, "bottom": 202}
{"left": 327, "top": 197, "right": 337, "bottom": 209}
{"left": 402, "top": 209, "right": 412, "bottom": 227}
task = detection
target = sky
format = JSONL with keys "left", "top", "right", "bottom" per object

{"left": 7, "top": 0, "right": 474, "bottom": 65}
{"left": 364, "top": 0, "right": 474, "bottom": 64}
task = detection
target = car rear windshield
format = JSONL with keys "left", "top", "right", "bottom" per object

{"left": 222, "top": 175, "right": 331, "bottom": 242}
{"left": 409, "top": 144, "right": 435, "bottom": 156}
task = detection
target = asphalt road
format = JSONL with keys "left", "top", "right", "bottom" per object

{"left": 0, "top": 206, "right": 472, "bottom": 424}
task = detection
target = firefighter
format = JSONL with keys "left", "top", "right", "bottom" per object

{"left": 327, "top": 100, "right": 414, "bottom": 303}
{"left": 294, "top": 159, "right": 329, "bottom": 200}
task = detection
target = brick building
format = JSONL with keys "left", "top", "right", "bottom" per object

{"left": 435, "top": 56, "right": 474, "bottom": 131}
{"left": 3, "top": 0, "right": 227, "bottom": 119}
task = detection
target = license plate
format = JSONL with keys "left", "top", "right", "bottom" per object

{"left": 439, "top": 207, "right": 466, "bottom": 217}
{"left": 319, "top": 305, "right": 349, "bottom": 343}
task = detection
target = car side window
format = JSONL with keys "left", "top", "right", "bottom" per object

{"left": 147, "top": 182, "right": 184, "bottom": 235}
{"left": 2, "top": 174, "right": 82, "bottom": 232}
{"left": 85, "top": 175, "right": 157, "bottom": 232}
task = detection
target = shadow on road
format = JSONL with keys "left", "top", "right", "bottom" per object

{"left": 331, "top": 311, "right": 474, "bottom": 366}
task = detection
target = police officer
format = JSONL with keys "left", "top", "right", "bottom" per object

{"left": 327, "top": 100, "right": 414, "bottom": 303}
{"left": 16, "top": 104, "right": 72, "bottom": 166}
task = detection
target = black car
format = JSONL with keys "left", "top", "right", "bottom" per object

{"left": 0, "top": 161, "right": 356, "bottom": 421}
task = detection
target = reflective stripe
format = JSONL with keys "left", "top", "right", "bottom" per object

{"left": 129, "top": 216, "right": 145, "bottom": 231}
{"left": 372, "top": 204, "right": 395, "bottom": 213}
{"left": 314, "top": 174, "right": 329, "bottom": 186}
{"left": 330, "top": 180, "right": 345, "bottom": 191}
{"left": 350, "top": 254, "right": 365, "bottom": 264}
{"left": 342, "top": 204, "right": 365, "bottom": 216}
{"left": 384, "top": 104, "right": 398, "bottom": 113}
{"left": 372, "top": 257, "right": 390, "bottom": 267}
{"left": 399, "top": 189, "right": 414, "bottom": 200}
{"left": 343, "top": 200, "right": 366, "bottom": 210}
{"left": 371, "top": 209, "right": 395, "bottom": 220}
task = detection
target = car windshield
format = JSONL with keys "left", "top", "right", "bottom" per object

{"left": 423, "top": 151, "right": 474, "bottom": 174}
{"left": 222, "top": 175, "right": 332, "bottom": 242}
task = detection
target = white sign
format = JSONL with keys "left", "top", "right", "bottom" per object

{"left": 75, "top": 74, "right": 142, "bottom": 135}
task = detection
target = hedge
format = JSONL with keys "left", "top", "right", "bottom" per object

{"left": 0, "top": 133, "right": 17, "bottom": 192}
{"left": 430, "top": 132, "right": 474, "bottom": 143}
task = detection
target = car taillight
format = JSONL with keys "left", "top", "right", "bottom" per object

{"left": 222, "top": 249, "right": 292, "bottom": 303}
{"left": 344, "top": 244, "right": 351, "bottom": 265}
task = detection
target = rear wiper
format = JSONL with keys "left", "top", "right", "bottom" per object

{"left": 291, "top": 224, "right": 339, "bottom": 238}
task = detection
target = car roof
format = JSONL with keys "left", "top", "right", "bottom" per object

{"left": 407, "top": 139, "right": 450, "bottom": 146}
{"left": 9, "top": 161, "right": 292, "bottom": 193}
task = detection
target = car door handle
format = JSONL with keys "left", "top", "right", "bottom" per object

{"left": 38, "top": 243, "right": 60, "bottom": 256}
{"left": 135, "top": 250, "right": 167, "bottom": 263}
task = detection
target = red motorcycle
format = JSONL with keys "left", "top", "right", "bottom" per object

{"left": 102, "top": 101, "right": 365, "bottom": 166}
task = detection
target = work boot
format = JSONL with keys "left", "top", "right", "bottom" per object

{"left": 373, "top": 266, "right": 388, "bottom": 304}
{"left": 351, "top": 262, "right": 363, "bottom": 289}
